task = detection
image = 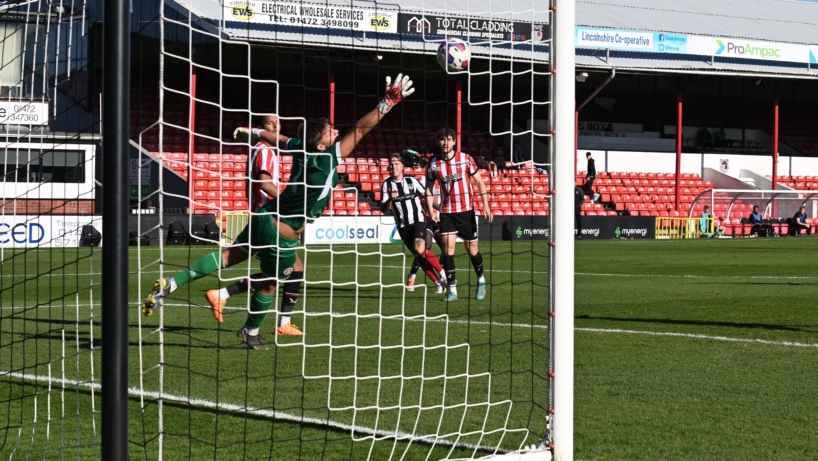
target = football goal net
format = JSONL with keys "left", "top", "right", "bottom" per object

{"left": 0, "top": 0, "right": 575, "bottom": 459}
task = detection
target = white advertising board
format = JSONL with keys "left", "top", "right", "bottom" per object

{"left": 224, "top": 1, "right": 398, "bottom": 33}
{"left": 0, "top": 215, "right": 102, "bottom": 248}
{"left": 0, "top": 101, "right": 48, "bottom": 126}
{"left": 303, "top": 216, "right": 400, "bottom": 244}
{"left": 686, "top": 35, "right": 818, "bottom": 64}
{"left": 575, "top": 26, "right": 818, "bottom": 65}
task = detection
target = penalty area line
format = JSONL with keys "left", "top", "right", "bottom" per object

{"left": 0, "top": 371, "right": 508, "bottom": 455}
{"left": 5, "top": 304, "right": 816, "bottom": 349}
{"left": 576, "top": 327, "right": 818, "bottom": 348}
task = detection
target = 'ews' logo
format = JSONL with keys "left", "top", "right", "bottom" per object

{"left": 370, "top": 16, "right": 391, "bottom": 30}
{"left": 232, "top": 5, "right": 254, "bottom": 20}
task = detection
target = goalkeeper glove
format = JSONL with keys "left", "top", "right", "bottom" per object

{"left": 233, "top": 126, "right": 261, "bottom": 141}
{"left": 377, "top": 73, "right": 415, "bottom": 114}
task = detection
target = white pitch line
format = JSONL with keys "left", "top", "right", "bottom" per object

{"left": 0, "top": 371, "right": 508, "bottom": 455}
{"left": 575, "top": 272, "right": 818, "bottom": 280}
{"left": 576, "top": 327, "right": 818, "bottom": 348}
{"left": 3, "top": 264, "right": 817, "bottom": 280}
{"left": 5, "top": 301, "right": 817, "bottom": 349}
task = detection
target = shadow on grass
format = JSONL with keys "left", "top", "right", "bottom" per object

{"left": 0, "top": 380, "right": 498, "bottom": 458}
{"left": 576, "top": 314, "right": 810, "bottom": 332}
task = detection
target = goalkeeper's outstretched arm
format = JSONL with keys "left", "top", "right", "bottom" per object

{"left": 339, "top": 73, "right": 415, "bottom": 158}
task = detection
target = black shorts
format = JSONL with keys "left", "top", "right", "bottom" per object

{"left": 440, "top": 210, "right": 478, "bottom": 242}
{"left": 397, "top": 222, "right": 428, "bottom": 250}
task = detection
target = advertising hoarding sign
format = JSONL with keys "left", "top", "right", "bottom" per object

{"left": 0, "top": 215, "right": 102, "bottom": 248}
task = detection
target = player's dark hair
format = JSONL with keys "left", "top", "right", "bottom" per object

{"left": 436, "top": 127, "right": 456, "bottom": 141}
{"left": 298, "top": 117, "right": 331, "bottom": 151}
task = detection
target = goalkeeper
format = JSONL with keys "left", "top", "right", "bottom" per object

{"left": 141, "top": 73, "right": 415, "bottom": 350}
{"left": 204, "top": 114, "right": 305, "bottom": 337}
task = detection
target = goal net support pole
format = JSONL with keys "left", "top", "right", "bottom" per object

{"left": 100, "top": 0, "right": 131, "bottom": 458}
{"left": 552, "top": 0, "right": 576, "bottom": 460}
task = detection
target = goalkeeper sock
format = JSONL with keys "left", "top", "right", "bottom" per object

{"left": 279, "top": 271, "right": 303, "bottom": 326}
{"left": 244, "top": 290, "right": 275, "bottom": 335}
{"left": 171, "top": 251, "right": 224, "bottom": 287}
{"left": 470, "top": 253, "right": 484, "bottom": 279}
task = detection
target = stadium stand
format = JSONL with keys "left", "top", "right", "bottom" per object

{"left": 124, "top": 70, "right": 818, "bottom": 220}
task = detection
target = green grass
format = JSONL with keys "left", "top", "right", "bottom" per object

{"left": 2, "top": 237, "right": 818, "bottom": 460}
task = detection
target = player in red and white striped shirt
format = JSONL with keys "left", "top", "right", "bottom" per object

{"left": 249, "top": 126, "right": 281, "bottom": 211}
{"left": 425, "top": 128, "right": 493, "bottom": 302}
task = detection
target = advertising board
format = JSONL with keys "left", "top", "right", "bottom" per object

{"left": 0, "top": 215, "right": 102, "bottom": 248}
{"left": 398, "top": 13, "right": 546, "bottom": 42}
{"left": 223, "top": 1, "right": 398, "bottom": 33}
{"left": 303, "top": 216, "right": 399, "bottom": 244}
{"left": 576, "top": 26, "right": 818, "bottom": 65}
{"left": 482, "top": 216, "right": 656, "bottom": 240}
{"left": 0, "top": 101, "right": 48, "bottom": 126}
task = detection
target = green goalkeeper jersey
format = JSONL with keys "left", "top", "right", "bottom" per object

{"left": 258, "top": 138, "right": 340, "bottom": 230}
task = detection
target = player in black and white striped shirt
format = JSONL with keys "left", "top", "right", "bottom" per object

{"left": 380, "top": 152, "right": 446, "bottom": 293}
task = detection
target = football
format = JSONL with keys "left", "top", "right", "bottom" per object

{"left": 437, "top": 39, "right": 470, "bottom": 72}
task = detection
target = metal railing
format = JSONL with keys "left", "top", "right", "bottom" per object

{"left": 223, "top": 213, "right": 249, "bottom": 243}
{"left": 655, "top": 217, "right": 712, "bottom": 239}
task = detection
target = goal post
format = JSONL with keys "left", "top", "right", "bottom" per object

{"left": 100, "top": 0, "right": 131, "bottom": 458}
{"left": 551, "top": 0, "right": 576, "bottom": 459}
{"left": 0, "top": 0, "right": 569, "bottom": 458}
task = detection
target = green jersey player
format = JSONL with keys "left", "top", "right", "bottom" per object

{"left": 141, "top": 73, "right": 415, "bottom": 350}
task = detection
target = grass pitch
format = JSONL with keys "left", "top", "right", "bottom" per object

{"left": 1, "top": 237, "right": 818, "bottom": 460}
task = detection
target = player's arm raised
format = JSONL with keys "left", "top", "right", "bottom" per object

{"left": 233, "top": 116, "right": 289, "bottom": 147}
{"left": 472, "top": 170, "right": 493, "bottom": 223}
{"left": 339, "top": 74, "right": 415, "bottom": 158}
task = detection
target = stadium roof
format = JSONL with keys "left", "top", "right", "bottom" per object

{"left": 577, "top": 0, "right": 818, "bottom": 47}
{"left": 166, "top": 0, "right": 818, "bottom": 77}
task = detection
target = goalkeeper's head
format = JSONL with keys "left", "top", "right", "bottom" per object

{"left": 298, "top": 117, "right": 335, "bottom": 152}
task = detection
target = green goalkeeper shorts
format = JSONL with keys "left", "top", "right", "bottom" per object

{"left": 233, "top": 213, "right": 298, "bottom": 280}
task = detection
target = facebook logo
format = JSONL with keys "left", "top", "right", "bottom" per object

{"left": 658, "top": 33, "right": 665, "bottom": 42}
